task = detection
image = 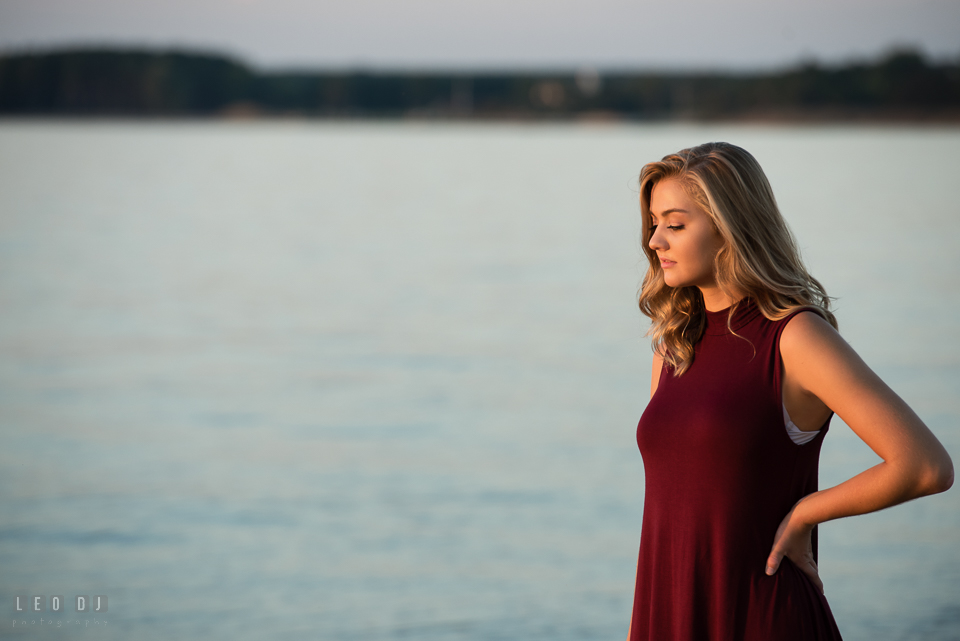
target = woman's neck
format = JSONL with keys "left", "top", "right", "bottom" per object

{"left": 699, "top": 285, "right": 741, "bottom": 312}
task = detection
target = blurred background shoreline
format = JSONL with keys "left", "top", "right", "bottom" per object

{"left": 2, "top": 47, "right": 959, "bottom": 122}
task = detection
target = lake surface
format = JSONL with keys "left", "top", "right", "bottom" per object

{"left": 1, "top": 121, "right": 958, "bottom": 640}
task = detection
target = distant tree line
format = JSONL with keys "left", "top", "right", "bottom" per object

{"left": 0, "top": 48, "right": 958, "bottom": 120}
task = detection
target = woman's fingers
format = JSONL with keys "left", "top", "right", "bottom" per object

{"left": 766, "top": 542, "right": 825, "bottom": 594}
{"left": 767, "top": 505, "right": 825, "bottom": 594}
{"left": 765, "top": 548, "right": 783, "bottom": 575}
{"left": 766, "top": 512, "right": 791, "bottom": 575}
{"left": 796, "top": 556, "right": 825, "bottom": 595}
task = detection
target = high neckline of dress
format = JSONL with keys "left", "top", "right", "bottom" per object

{"left": 703, "top": 298, "right": 762, "bottom": 335}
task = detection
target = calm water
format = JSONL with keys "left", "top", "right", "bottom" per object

{"left": 0, "top": 121, "right": 958, "bottom": 640}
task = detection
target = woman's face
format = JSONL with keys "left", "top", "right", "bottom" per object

{"left": 648, "top": 178, "right": 725, "bottom": 291}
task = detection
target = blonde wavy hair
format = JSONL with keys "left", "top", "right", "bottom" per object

{"left": 638, "top": 142, "right": 837, "bottom": 376}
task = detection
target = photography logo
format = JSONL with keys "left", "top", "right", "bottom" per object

{"left": 12, "top": 594, "right": 108, "bottom": 628}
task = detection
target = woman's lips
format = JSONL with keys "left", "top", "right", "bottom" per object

{"left": 659, "top": 258, "right": 676, "bottom": 268}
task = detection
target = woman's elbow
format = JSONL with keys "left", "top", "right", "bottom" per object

{"left": 933, "top": 457, "right": 955, "bottom": 494}
{"left": 917, "top": 452, "right": 954, "bottom": 496}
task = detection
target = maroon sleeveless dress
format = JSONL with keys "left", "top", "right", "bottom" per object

{"left": 631, "top": 300, "right": 843, "bottom": 640}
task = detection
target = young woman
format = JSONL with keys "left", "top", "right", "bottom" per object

{"left": 627, "top": 142, "right": 953, "bottom": 640}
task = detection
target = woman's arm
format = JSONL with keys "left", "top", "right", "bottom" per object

{"left": 766, "top": 312, "right": 954, "bottom": 590}
{"left": 626, "top": 351, "right": 665, "bottom": 640}
{"left": 625, "top": 561, "right": 637, "bottom": 641}
{"left": 650, "top": 350, "right": 664, "bottom": 399}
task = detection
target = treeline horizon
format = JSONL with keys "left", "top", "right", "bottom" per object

{"left": 1, "top": 47, "right": 958, "bottom": 120}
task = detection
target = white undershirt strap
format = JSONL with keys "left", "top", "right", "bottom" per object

{"left": 783, "top": 403, "right": 820, "bottom": 445}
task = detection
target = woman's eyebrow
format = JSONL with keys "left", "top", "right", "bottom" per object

{"left": 651, "top": 208, "right": 689, "bottom": 222}
{"left": 655, "top": 208, "right": 689, "bottom": 217}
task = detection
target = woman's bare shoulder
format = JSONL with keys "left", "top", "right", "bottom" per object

{"left": 779, "top": 309, "right": 868, "bottom": 395}
{"left": 779, "top": 310, "right": 850, "bottom": 365}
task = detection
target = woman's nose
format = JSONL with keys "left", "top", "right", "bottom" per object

{"left": 648, "top": 225, "right": 666, "bottom": 251}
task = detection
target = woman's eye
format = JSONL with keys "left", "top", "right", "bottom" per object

{"left": 650, "top": 224, "right": 658, "bottom": 232}
{"left": 667, "top": 225, "right": 684, "bottom": 231}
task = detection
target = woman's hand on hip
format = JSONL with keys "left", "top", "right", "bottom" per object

{"left": 766, "top": 499, "right": 824, "bottom": 594}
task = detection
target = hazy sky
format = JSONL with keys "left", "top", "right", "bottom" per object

{"left": 1, "top": 0, "right": 957, "bottom": 71}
